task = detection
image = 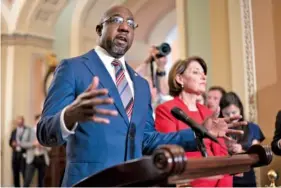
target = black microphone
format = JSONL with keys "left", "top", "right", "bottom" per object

{"left": 171, "top": 107, "right": 219, "bottom": 143}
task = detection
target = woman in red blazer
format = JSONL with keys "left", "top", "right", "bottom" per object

{"left": 155, "top": 57, "right": 232, "bottom": 187}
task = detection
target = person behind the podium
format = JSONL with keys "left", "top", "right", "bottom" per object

{"left": 155, "top": 58, "right": 232, "bottom": 187}
{"left": 219, "top": 91, "right": 265, "bottom": 187}
{"left": 272, "top": 110, "right": 281, "bottom": 155}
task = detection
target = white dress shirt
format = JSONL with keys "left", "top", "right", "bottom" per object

{"left": 60, "top": 46, "right": 134, "bottom": 140}
{"left": 16, "top": 127, "right": 24, "bottom": 151}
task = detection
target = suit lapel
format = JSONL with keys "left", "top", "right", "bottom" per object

{"left": 19, "top": 127, "right": 26, "bottom": 141}
{"left": 82, "top": 50, "right": 129, "bottom": 125}
{"left": 126, "top": 64, "right": 145, "bottom": 126}
{"left": 22, "top": 127, "right": 31, "bottom": 142}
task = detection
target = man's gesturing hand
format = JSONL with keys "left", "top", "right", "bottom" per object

{"left": 203, "top": 112, "right": 247, "bottom": 140}
{"left": 64, "top": 77, "right": 118, "bottom": 129}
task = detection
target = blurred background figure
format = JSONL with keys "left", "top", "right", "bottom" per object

{"left": 136, "top": 45, "right": 172, "bottom": 110}
{"left": 196, "top": 92, "right": 206, "bottom": 105}
{"left": 22, "top": 114, "right": 50, "bottom": 187}
{"left": 219, "top": 92, "right": 265, "bottom": 187}
{"left": 272, "top": 110, "right": 281, "bottom": 156}
{"left": 206, "top": 86, "right": 226, "bottom": 112}
{"left": 9, "top": 116, "right": 28, "bottom": 187}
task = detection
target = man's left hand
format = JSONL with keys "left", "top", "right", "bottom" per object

{"left": 203, "top": 113, "right": 247, "bottom": 140}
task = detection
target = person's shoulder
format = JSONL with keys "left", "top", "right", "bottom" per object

{"left": 247, "top": 122, "right": 261, "bottom": 130}
{"left": 197, "top": 103, "right": 211, "bottom": 111}
{"left": 277, "top": 110, "right": 281, "bottom": 119}
{"left": 60, "top": 49, "right": 96, "bottom": 66}
{"left": 248, "top": 122, "right": 265, "bottom": 140}
{"left": 156, "top": 98, "right": 177, "bottom": 111}
{"left": 126, "top": 64, "right": 152, "bottom": 87}
{"left": 197, "top": 103, "right": 213, "bottom": 116}
{"left": 135, "top": 71, "right": 149, "bottom": 83}
{"left": 63, "top": 53, "right": 88, "bottom": 63}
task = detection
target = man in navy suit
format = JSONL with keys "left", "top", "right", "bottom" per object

{"left": 37, "top": 5, "right": 245, "bottom": 186}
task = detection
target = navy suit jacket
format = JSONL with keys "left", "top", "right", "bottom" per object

{"left": 37, "top": 49, "right": 197, "bottom": 186}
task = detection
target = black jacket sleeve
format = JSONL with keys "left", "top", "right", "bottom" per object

{"left": 271, "top": 110, "right": 281, "bottom": 155}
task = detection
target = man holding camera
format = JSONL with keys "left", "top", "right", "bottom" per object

{"left": 136, "top": 45, "right": 172, "bottom": 109}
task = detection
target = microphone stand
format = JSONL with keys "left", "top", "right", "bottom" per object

{"left": 195, "top": 132, "right": 208, "bottom": 157}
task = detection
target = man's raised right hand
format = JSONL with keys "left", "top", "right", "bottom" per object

{"left": 64, "top": 76, "right": 118, "bottom": 130}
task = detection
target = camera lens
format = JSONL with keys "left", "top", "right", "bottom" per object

{"left": 156, "top": 43, "right": 171, "bottom": 58}
{"left": 161, "top": 43, "right": 171, "bottom": 54}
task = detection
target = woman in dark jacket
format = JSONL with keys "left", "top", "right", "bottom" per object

{"left": 219, "top": 92, "right": 265, "bottom": 187}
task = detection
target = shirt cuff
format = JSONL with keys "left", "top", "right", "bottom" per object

{"left": 278, "top": 139, "right": 281, "bottom": 149}
{"left": 60, "top": 106, "right": 78, "bottom": 140}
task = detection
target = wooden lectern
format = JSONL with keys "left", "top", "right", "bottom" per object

{"left": 74, "top": 144, "right": 272, "bottom": 187}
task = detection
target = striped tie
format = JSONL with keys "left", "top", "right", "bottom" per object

{"left": 112, "top": 59, "right": 134, "bottom": 120}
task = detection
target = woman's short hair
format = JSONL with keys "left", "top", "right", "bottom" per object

{"left": 168, "top": 56, "right": 207, "bottom": 97}
{"left": 219, "top": 91, "right": 249, "bottom": 147}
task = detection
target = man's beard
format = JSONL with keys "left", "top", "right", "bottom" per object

{"left": 107, "top": 39, "right": 129, "bottom": 57}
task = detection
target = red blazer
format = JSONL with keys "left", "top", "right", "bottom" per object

{"left": 155, "top": 97, "right": 232, "bottom": 187}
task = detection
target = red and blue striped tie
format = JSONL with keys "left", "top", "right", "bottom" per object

{"left": 112, "top": 59, "right": 134, "bottom": 120}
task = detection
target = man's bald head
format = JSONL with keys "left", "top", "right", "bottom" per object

{"left": 96, "top": 5, "right": 136, "bottom": 58}
{"left": 100, "top": 5, "right": 133, "bottom": 24}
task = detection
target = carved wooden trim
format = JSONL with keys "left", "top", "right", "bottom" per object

{"left": 1, "top": 33, "right": 53, "bottom": 49}
{"left": 240, "top": 0, "right": 258, "bottom": 123}
{"left": 240, "top": 0, "right": 261, "bottom": 186}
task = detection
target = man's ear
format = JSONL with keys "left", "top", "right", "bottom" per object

{"left": 96, "top": 25, "right": 102, "bottom": 36}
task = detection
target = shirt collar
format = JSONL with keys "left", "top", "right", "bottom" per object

{"left": 17, "top": 126, "right": 24, "bottom": 130}
{"left": 95, "top": 46, "right": 126, "bottom": 67}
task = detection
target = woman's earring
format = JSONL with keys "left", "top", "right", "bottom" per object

{"left": 181, "top": 84, "right": 184, "bottom": 88}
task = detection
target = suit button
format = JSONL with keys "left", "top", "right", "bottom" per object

{"left": 129, "top": 123, "right": 136, "bottom": 139}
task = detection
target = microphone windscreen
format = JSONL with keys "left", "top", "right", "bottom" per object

{"left": 171, "top": 107, "right": 185, "bottom": 120}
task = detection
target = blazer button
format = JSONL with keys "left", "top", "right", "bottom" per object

{"left": 129, "top": 123, "right": 136, "bottom": 139}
